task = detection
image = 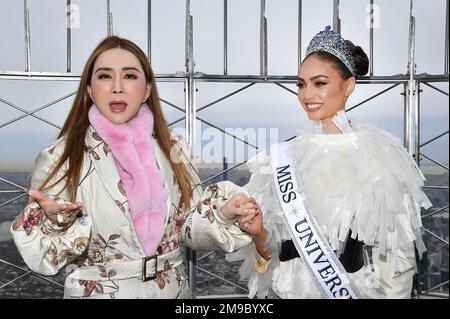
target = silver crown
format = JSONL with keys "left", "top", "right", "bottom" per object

{"left": 305, "top": 25, "right": 357, "bottom": 77}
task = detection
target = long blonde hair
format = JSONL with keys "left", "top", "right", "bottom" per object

{"left": 40, "top": 36, "right": 193, "bottom": 208}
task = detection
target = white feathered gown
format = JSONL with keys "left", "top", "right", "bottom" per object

{"left": 227, "top": 111, "right": 432, "bottom": 299}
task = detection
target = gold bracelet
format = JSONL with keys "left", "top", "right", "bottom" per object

{"left": 255, "top": 254, "right": 272, "bottom": 274}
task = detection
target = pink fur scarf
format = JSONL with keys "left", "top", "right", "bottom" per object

{"left": 88, "top": 104, "right": 167, "bottom": 256}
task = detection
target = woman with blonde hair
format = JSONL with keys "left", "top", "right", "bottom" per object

{"left": 11, "top": 36, "right": 260, "bottom": 298}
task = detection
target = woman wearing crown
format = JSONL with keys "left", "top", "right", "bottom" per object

{"left": 227, "top": 26, "right": 432, "bottom": 299}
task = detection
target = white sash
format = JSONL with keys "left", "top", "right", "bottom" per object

{"left": 270, "top": 142, "right": 362, "bottom": 299}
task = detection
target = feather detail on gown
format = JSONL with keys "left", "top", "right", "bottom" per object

{"left": 226, "top": 121, "right": 431, "bottom": 299}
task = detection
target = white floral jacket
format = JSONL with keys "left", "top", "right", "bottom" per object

{"left": 10, "top": 126, "right": 251, "bottom": 298}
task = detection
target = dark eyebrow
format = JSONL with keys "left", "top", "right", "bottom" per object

{"left": 297, "top": 75, "right": 329, "bottom": 82}
{"left": 122, "top": 67, "right": 141, "bottom": 72}
{"left": 95, "top": 67, "right": 141, "bottom": 73}
{"left": 310, "top": 75, "right": 329, "bottom": 80}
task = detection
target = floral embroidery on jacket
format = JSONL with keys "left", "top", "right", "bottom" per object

{"left": 174, "top": 265, "right": 188, "bottom": 298}
{"left": 12, "top": 202, "right": 43, "bottom": 235}
{"left": 79, "top": 280, "right": 105, "bottom": 297}
{"left": 46, "top": 243, "right": 58, "bottom": 266}
{"left": 155, "top": 260, "right": 172, "bottom": 289}
{"left": 103, "top": 143, "right": 111, "bottom": 156}
{"left": 118, "top": 180, "right": 126, "bottom": 196}
{"left": 84, "top": 145, "right": 101, "bottom": 161}
{"left": 158, "top": 234, "right": 178, "bottom": 255}
{"left": 59, "top": 237, "right": 89, "bottom": 262}
{"left": 195, "top": 184, "right": 227, "bottom": 224}
{"left": 87, "top": 233, "right": 124, "bottom": 265}
{"left": 12, "top": 198, "right": 84, "bottom": 236}
{"left": 43, "top": 236, "right": 89, "bottom": 267}
{"left": 97, "top": 265, "right": 119, "bottom": 294}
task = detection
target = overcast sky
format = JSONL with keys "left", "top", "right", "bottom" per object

{"left": 0, "top": 0, "right": 448, "bottom": 170}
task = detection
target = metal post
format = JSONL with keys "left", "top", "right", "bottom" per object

{"left": 298, "top": 0, "right": 303, "bottom": 71}
{"left": 369, "top": 0, "right": 374, "bottom": 76}
{"left": 260, "top": 0, "right": 267, "bottom": 76}
{"left": 263, "top": 16, "right": 267, "bottom": 76}
{"left": 333, "top": 0, "right": 341, "bottom": 33}
{"left": 185, "top": 0, "right": 190, "bottom": 72}
{"left": 107, "top": 0, "right": 113, "bottom": 36}
{"left": 66, "top": 0, "right": 71, "bottom": 73}
{"left": 403, "top": 83, "right": 409, "bottom": 148}
{"left": 445, "top": 0, "right": 449, "bottom": 74}
{"left": 415, "top": 82, "right": 421, "bottom": 165}
{"left": 24, "top": 0, "right": 31, "bottom": 72}
{"left": 148, "top": 0, "right": 151, "bottom": 63}
{"left": 185, "top": 0, "right": 197, "bottom": 299}
{"left": 223, "top": 157, "right": 228, "bottom": 180}
{"left": 406, "top": 0, "right": 416, "bottom": 156}
{"left": 185, "top": 1, "right": 196, "bottom": 148}
{"left": 224, "top": 0, "right": 228, "bottom": 75}
{"left": 184, "top": 78, "right": 189, "bottom": 125}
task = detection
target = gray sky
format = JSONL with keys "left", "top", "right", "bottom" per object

{"left": 0, "top": 0, "right": 448, "bottom": 170}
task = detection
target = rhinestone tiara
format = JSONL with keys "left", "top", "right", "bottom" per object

{"left": 305, "top": 25, "right": 357, "bottom": 77}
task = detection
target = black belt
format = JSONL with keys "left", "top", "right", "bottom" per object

{"left": 279, "top": 231, "right": 364, "bottom": 273}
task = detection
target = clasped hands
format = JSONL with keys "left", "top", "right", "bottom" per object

{"left": 220, "top": 193, "right": 265, "bottom": 239}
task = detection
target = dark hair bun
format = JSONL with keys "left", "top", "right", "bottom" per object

{"left": 345, "top": 40, "right": 369, "bottom": 76}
